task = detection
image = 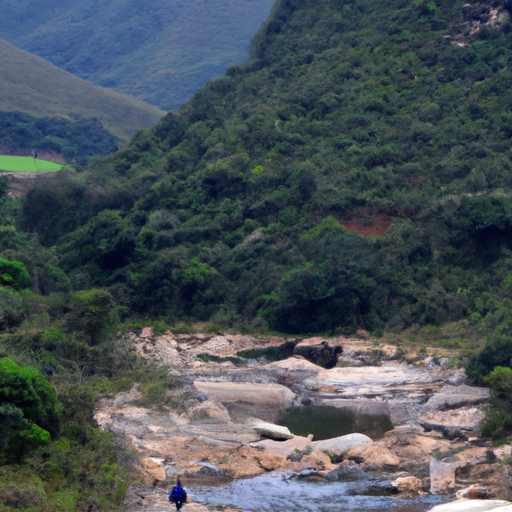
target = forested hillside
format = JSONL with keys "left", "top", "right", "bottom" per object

{"left": 0, "top": 0, "right": 275, "bottom": 111}
{"left": 16, "top": 0, "right": 512, "bottom": 339}
{"left": 0, "top": 39, "right": 163, "bottom": 142}
{"left": 14, "top": 0, "right": 512, "bottom": 335}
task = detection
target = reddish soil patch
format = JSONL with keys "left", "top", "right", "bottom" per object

{"left": 341, "top": 216, "right": 393, "bottom": 236}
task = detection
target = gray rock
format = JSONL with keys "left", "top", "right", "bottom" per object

{"left": 184, "top": 462, "right": 227, "bottom": 478}
{"left": 248, "top": 420, "right": 294, "bottom": 440}
{"left": 311, "top": 433, "right": 372, "bottom": 454}
{"left": 324, "top": 463, "right": 368, "bottom": 481}
{"left": 420, "top": 407, "right": 486, "bottom": 432}
{"left": 423, "top": 385, "right": 490, "bottom": 412}
{"left": 429, "top": 459, "right": 467, "bottom": 494}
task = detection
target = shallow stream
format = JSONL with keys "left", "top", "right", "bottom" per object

{"left": 190, "top": 472, "right": 445, "bottom": 512}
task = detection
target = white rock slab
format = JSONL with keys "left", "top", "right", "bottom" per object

{"left": 303, "top": 363, "right": 437, "bottom": 400}
{"left": 427, "top": 500, "right": 512, "bottom": 512}
{"left": 194, "top": 381, "right": 296, "bottom": 407}
{"left": 423, "top": 384, "right": 490, "bottom": 411}
{"left": 311, "top": 433, "right": 372, "bottom": 454}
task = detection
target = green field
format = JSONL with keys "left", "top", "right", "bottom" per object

{"left": 0, "top": 155, "right": 63, "bottom": 172}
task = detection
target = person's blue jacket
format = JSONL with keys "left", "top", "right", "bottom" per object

{"left": 169, "top": 480, "right": 187, "bottom": 503}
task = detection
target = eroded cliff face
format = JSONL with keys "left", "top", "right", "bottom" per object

{"left": 95, "top": 331, "right": 511, "bottom": 511}
{"left": 448, "top": 1, "right": 509, "bottom": 47}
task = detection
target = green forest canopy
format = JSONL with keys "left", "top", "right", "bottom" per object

{"left": 16, "top": 0, "right": 512, "bottom": 336}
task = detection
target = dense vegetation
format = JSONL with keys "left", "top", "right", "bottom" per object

{"left": 0, "top": 0, "right": 275, "bottom": 110}
{"left": 15, "top": 0, "right": 512, "bottom": 338}
{"left": 0, "top": 39, "right": 163, "bottom": 142}
{"left": 4, "top": 0, "right": 512, "bottom": 503}
{"left": 0, "top": 112, "right": 117, "bottom": 166}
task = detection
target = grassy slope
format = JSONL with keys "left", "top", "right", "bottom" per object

{"left": 0, "top": 155, "right": 63, "bottom": 172}
{"left": 0, "top": 39, "right": 164, "bottom": 142}
{"left": 0, "top": 0, "right": 276, "bottom": 111}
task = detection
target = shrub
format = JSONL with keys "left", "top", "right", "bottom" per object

{"left": 0, "top": 258, "right": 31, "bottom": 290}
{"left": 481, "top": 413, "right": 512, "bottom": 440}
{"left": 0, "top": 286, "right": 24, "bottom": 329}
{"left": 0, "top": 358, "right": 59, "bottom": 461}
{"left": 67, "top": 289, "right": 119, "bottom": 345}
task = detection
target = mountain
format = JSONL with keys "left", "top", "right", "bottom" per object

{"left": 14, "top": 0, "right": 512, "bottom": 340}
{"left": 0, "top": 0, "right": 276, "bottom": 111}
{"left": 0, "top": 39, "right": 163, "bottom": 142}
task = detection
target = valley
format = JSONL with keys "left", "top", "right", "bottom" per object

{"left": 2, "top": 0, "right": 512, "bottom": 511}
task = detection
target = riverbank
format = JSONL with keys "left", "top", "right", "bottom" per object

{"left": 93, "top": 330, "right": 512, "bottom": 511}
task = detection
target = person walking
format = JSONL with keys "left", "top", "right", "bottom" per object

{"left": 168, "top": 479, "right": 187, "bottom": 511}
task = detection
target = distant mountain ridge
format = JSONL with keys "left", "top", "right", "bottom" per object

{"left": 0, "top": 39, "right": 163, "bottom": 142}
{"left": 0, "top": 0, "right": 276, "bottom": 110}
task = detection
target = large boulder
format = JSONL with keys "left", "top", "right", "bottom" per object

{"left": 311, "top": 433, "right": 372, "bottom": 454}
{"left": 293, "top": 338, "right": 342, "bottom": 369}
{"left": 392, "top": 475, "right": 425, "bottom": 493}
{"left": 301, "top": 451, "right": 337, "bottom": 472}
{"left": 429, "top": 459, "right": 468, "bottom": 494}
{"left": 344, "top": 441, "right": 400, "bottom": 468}
{"left": 250, "top": 434, "right": 314, "bottom": 457}
{"left": 193, "top": 381, "right": 296, "bottom": 421}
{"left": 381, "top": 429, "right": 453, "bottom": 465}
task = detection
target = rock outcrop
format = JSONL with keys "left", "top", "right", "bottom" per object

{"left": 420, "top": 407, "right": 486, "bottom": 433}
{"left": 343, "top": 441, "right": 401, "bottom": 468}
{"left": 193, "top": 381, "right": 296, "bottom": 422}
{"left": 96, "top": 331, "right": 504, "bottom": 512}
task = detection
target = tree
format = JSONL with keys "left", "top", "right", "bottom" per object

{"left": 67, "top": 289, "right": 119, "bottom": 345}
{"left": 0, "top": 358, "right": 59, "bottom": 461}
{"left": 0, "top": 286, "right": 24, "bottom": 329}
{"left": 0, "top": 257, "right": 31, "bottom": 290}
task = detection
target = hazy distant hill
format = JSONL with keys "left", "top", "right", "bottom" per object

{"left": 0, "top": 39, "right": 163, "bottom": 142}
{"left": 0, "top": 0, "right": 276, "bottom": 111}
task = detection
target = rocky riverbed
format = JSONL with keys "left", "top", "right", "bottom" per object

{"left": 94, "top": 330, "right": 512, "bottom": 511}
